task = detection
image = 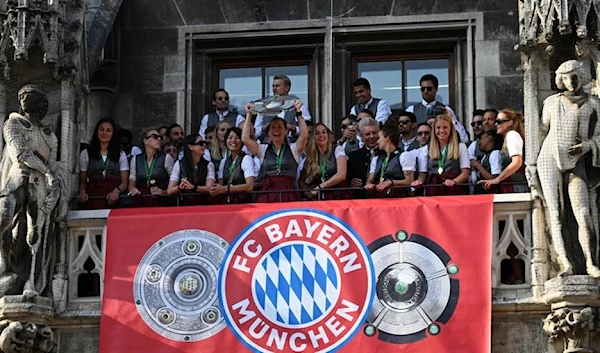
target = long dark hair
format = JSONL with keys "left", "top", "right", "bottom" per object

{"left": 87, "top": 118, "right": 121, "bottom": 162}
{"left": 182, "top": 134, "right": 208, "bottom": 185}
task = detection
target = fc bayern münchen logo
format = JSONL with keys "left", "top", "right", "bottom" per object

{"left": 219, "top": 209, "right": 375, "bottom": 353}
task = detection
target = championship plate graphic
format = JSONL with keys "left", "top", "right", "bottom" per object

{"left": 133, "top": 229, "right": 229, "bottom": 342}
{"left": 219, "top": 209, "right": 375, "bottom": 353}
{"left": 364, "top": 231, "right": 459, "bottom": 344}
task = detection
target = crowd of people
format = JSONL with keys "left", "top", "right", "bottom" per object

{"left": 77, "top": 74, "right": 527, "bottom": 209}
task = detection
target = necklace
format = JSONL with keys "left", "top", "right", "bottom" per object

{"left": 438, "top": 146, "right": 448, "bottom": 175}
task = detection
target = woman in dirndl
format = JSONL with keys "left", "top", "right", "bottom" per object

{"left": 78, "top": 118, "right": 129, "bottom": 209}
{"left": 412, "top": 114, "right": 470, "bottom": 196}
{"left": 242, "top": 100, "right": 308, "bottom": 203}
{"left": 479, "top": 109, "right": 526, "bottom": 193}
{"left": 128, "top": 128, "right": 174, "bottom": 207}
{"left": 364, "top": 125, "right": 415, "bottom": 198}
{"left": 167, "top": 134, "right": 216, "bottom": 205}
{"left": 210, "top": 127, "right": 256, "bottom": 203}
{"left": 299, "top": 123, "right": 350, "bottom": 200}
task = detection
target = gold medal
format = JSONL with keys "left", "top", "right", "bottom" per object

{"left": 380, "top": 177, "right": 384, "bottom": 184}
{"left": 438, "top": 167, "right": 443, "bottom": 175}
{"left": 102, "top": 171, "right": 106, "bottom": 178}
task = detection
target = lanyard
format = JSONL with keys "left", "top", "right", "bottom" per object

{"left": 319, "top": 157, "right": 327, "bottom": 182}
{"left": 144, "top": 154, "right": 157, "bottom": 186}
{"left": 100, "top": 152, "right": 108, "bottom": 178}
{"left": 227, "top": 155, "right": 239, "bottom": 185}
{"left": 438, "top": 146, "right": 448, "bottom": 174}
{"left": 379, "top": 155, "right": 390, "bottom": 183}
{"left": 272, "top": 144, "right": 286, "bottom": 175}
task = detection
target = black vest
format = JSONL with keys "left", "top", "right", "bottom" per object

{"left": 259, "top": 143, "right": 298, "bottom": 179}
{"left": 180, "top": 159, "right": 208, "bottom": 186}
{"left": 88, "top": 151, "right": 120, "bottom": 179}
{"left": 479, "top": 151, "right": 494, "bottom": 181}
{"left": 135, "top": 152, "right": 170, "bottom": 189}
{"left": 399, "top": 138, "right": 420, "bottom": 153}
{"left": 354, "top": 98, "right": 381, "bottom": 117}
{"left": 412, "top": 101, "right": 446, "bottom": 125}
{"left": 344, "top": 140, "right": 360, "bottom": 155}
{"left": 427, "top": 147, "right": 461, "bottom": 174}
{"left": 374, "top": 150, "right": 405, "bottom": 182}
{"left": 207, "top": 111, "right": 237, "bottom": 129}
{"left": 318, "top": 150, "right": 338, "bottom": 182}
{"left": 223, "top": 153, "right": 248, "bottom": 186}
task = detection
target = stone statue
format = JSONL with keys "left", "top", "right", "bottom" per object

{"left": 0, "top": 85, "right": 67, "bottom": 299}
{"left": 543, "top": 306, "right": 598, "bottom": 353}
{"left": 0, "top": 320, "right": 57, "bottom": 353}
{"left": 537, "top": 60, "right": 600, "bottom": 278}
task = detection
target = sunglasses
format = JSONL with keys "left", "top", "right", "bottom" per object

{"left": 417, "top": 131, "right": 431, "bottom": 136}
{"left": 191, "top": 140, "right": 207, "bottom": 146}
{"left": 216, "top": 96, "right": 229, "bottom": 101}
{"left": 420, "top": 86, "right": 434, "bottom": 92}
{"left": 495, "top": 119, "right": 511, "bottom": 125}
{"left": 341, "top": 123, "right": 355, "bottom": 129}
{"left": 470, "top": 121, "right": 483, "bottom": 127}
{"left": 145, "top": 133, "right": 163, "bottom": 140}
{"left": 398, "top": 120, "right": 411, "bottom": 125}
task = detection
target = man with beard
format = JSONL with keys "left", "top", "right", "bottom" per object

{"left": 397, "top": 111, "right": 420, "bottom": 152}
{"left": 482, "top": 108, "right": 498, "bottom": 131}
{"left": 166, "top": 123, "right": 185, "bottom": 159}
{"left": 198, "top": 89, "right": 245, "bottom": 139}
{"left": 349, "top": 78, "right": 391, "bottom": 125}
{"left": 347, "top": 117, "right": 380, "bottom": 198}
{"left": 468, "top": 110, "right": 486, "bottom": 184}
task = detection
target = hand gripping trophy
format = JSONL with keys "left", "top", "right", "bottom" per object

{"left": 0, "top": 85, "right": 66, "bottom": 298}
{"left": 538, "top": 60, "right": 600, "bottom": 277}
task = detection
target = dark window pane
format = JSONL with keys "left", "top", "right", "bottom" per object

{"left": 405, "top": 59, "right": 450, "bottom": 108}
{"left": 219, "top": 67, "right": 262, "bottom": 113}
{"left": 357, "top": 61, "right": 403, "bottom": 110}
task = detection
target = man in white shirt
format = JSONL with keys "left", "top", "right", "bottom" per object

{"left": 254, "top": 75, "right": 312, "bottom": 141}
{"left": 349, "top": 78, "right": 391, "bottom": 125}
{"left": 406, "top": 74, "right": 469, "bottom": 143}
{"left": 198, "top": 89, "right": 245, "bottom": 139}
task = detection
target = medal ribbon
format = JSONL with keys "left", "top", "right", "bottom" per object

{"left": 99, "top": 152, "right": 108, "bottom": 178}
{"left": 319, "top": 155, "right": 327, "bottom": 182}
{"left": 144, "top": 154, "right": 157, "bottom": 185}
{"left": 438, "top": 146, "right": 448, "bottom": 173}
{"left": 227, "top": 155, "right": 239, "bottom": 186}
{"left": 379, "top": 155, "right": 390, "bottom": 182}
{"left": 273, "top": 144, "right": 286, "bottom": 174}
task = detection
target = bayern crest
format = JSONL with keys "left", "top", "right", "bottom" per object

{"left": 219, "top": 209, "right": 375, "bottom": 353}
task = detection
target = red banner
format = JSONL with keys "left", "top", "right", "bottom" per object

{"left": 100, "top": 196, "right": 492, "bottom": 353}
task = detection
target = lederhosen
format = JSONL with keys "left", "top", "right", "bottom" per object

{"left": 354, "top": 98, "right": 381, "bottom": 118}
{"left": 256, "top": 143, "right": 299, "bottom": 203}
{"left": 372, "top": 149, "right": 409, "bottom": 198}
{"left": 412, "top": 101, "right": 446, "bottom": 125}
{"left": 222, "top": 152, "right": 251, "bottom": 204}
{"left": 84, "top": 151, "right": 121, "bottom": 210}
{"left": 133, "top": 152, "right": 171, "bottom": 207}
{"left": 180, "top": 159, "right": 209, "bottom": 206}
{"left": 207, "top": 111, "right": 237, "bottom": 131}
{"left": 425, "top": 149, "right": 468, "bottom": 196}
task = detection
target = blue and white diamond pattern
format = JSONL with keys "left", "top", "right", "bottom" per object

{"left": 253, "top": 242, "right": 340, "bottom": 327}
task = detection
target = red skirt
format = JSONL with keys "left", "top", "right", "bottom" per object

{"left": 82, "top": 176, "right": 121, "bottom": 210}
{"left": 425, "top": 172, "right": 468, "bottom": 196}
{"left": 256, "top": 175, "right": 299, "bottom": 203}
{"left": 499, "top": 165, "right": 527, "bottom": 193}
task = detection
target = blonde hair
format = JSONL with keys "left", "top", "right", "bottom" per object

{"left": 303, "top": 123, "right": 334, "bottom": 182}
{"left": 210, "top": 120, "right": 233, "bottom": 162}
{"left": 499, "top": 109, "right": 525, "bottom": 153}
{"left": 429, "top": 114, "right": 460, "bottom": 160}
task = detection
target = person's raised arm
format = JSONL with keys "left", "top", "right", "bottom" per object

{"left": 294, "top": 100, "right": 309, "bottom": 153}
{"left": 242, "top": 103, "right": 260, "bottom": 156}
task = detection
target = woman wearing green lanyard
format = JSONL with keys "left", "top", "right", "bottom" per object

{"left": 242, "top": 99, "right": 309, "bottom": 203}
{"left": 299, "top": 123, "right": 350, "bottom": 200}
{"left": 209, "top": 127, "right": 256, "bottom": 203}
{"left": 128, "top": 128, "right": 174, "bottom": 207}
{"left": 412, "top": 114, "right": 470, "bottom": 195}
{"left": 78, "top": 118, "right": 129, "bottom": 209}
{"left": 365, "top": 125, "right": 415, "bottom": 198}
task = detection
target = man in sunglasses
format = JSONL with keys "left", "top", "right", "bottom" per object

{"left": 397, "top": 111, "right": 419, "bottom": 153}
{"left": 199, "top": 89, "right": 245, "bottom": 139}
{"left": 349, "top": 78, "right": 391, "bottom": 125}
{"left": 468, "top": 109, "right": 486, "bottom": 185}
{"left": 406, "top": 74, "right": 469, "bottom": 143}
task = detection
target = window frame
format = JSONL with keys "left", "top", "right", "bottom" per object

{"left": 352, "top": 52, "right": 455, "bottom": 112}
{"left": 212, "top": 58, "right": 315, "bottom": 113}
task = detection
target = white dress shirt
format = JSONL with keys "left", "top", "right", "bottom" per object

{"left": 349, "top": 97, "right": 392, "bottom": 124}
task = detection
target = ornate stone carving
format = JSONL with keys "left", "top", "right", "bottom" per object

{"left": 0, "top": 320, "right": 57, "bottom": 353}
{"left": 543, "top": 304, "right": 598, "bottom": 353}
{"left": 536, "top": 60, "right": 600, "bottom": 278}
{"left": 0, "top": 85, "right": 68, "bottom": 315}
